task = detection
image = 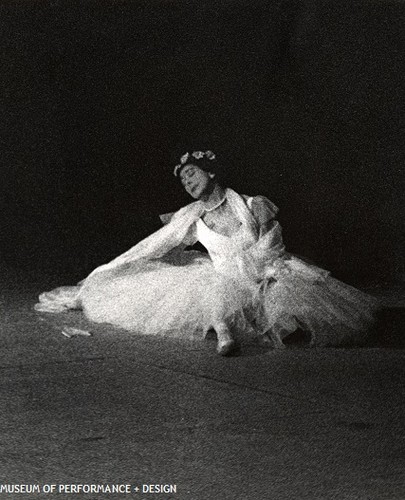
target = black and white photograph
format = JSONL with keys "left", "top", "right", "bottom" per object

{"left": 0, "top": 0, "right": 404, "bottom": 498}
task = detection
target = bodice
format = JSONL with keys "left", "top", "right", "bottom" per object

{"left": 196, "top": 217, "right": 257, "bottom": 284}
{"left": 196, "top": 217, "right": 256, "bottom": 261}
{"left": 195, "top": 193, "right": 286, "bottom": 286}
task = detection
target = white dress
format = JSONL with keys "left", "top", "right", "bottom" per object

{"left": 35, "top": 189, "right": 379, "bottom": 346}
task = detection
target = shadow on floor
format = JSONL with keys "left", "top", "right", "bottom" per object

{"left": 279, "top": 306, "right": 405, "bottom": 350}
{"left": 367, "top": 307, "right": 405, "bottom": 348}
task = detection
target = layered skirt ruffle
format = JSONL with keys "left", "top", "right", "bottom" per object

{"left": 35, "top": 250, "right": 379, "bottom": 347}
{"left": 259, "top": 259, "right": 378, "bottom": 346}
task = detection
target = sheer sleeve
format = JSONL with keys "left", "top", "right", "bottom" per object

{"left": 182, "top": 223, "right": 198, "bottom": 246}
{"left": 249, "top": 195, "right": 279, "bottom": 225}
{"left": 159, "top": 211, "right": 197, "bottom": 246}
{"left": 159, "top": 211, "right": 175, "bottom": 225}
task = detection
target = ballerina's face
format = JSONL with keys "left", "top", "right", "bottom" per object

{"left": 179, "top": 164, "right": 214, "bottom": 199}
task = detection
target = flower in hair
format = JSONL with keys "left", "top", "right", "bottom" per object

{"left": 173, "top": 149, "right": 216, "bottom": 176}
{"left": 180, "top": 153, "right": 190, "bottom": 164}
{"left": 191, "top": 151, "right": 204, "bottom": 160}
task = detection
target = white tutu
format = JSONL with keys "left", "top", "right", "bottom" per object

{"left": 80, "top": 251, "right": 252, "bottom": 338}
{"left": 35, "top": 189, "right": 379, "bottom": 347}
{"left": 259, "top": 257, "right": 379, "bottom": 346}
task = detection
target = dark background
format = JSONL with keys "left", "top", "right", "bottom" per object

{"left": 0, "top": 0, "right": 404, "bottom": 284}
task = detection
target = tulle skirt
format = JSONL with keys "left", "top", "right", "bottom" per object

{"left": 35, "top": 250, "right": 379, "bottom": 347}
{"left": 260, "top": 269, "right": 378, "bottom": 346}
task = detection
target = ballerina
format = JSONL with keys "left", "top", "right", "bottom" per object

{"left": 35, "top": 150, "right": 379, "bottom": 355}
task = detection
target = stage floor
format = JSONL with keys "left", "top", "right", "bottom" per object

{"left": 0, "top": 276, "right": 404, "bottom": 499}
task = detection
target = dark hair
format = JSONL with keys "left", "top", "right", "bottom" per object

{"left": 177, "top": 157, "right": 217, "bottom": 177}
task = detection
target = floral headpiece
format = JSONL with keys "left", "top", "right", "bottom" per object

{"left": 173, "top": 150, "right": 216, "bottom": 176}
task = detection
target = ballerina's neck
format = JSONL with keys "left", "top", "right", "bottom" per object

{"left": 201, "top": 186, "right": 227, "bottom": 212}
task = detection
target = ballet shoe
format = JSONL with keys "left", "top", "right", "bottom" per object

{"left": 216, "top": 338, "right": 237, "bottom": 356}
